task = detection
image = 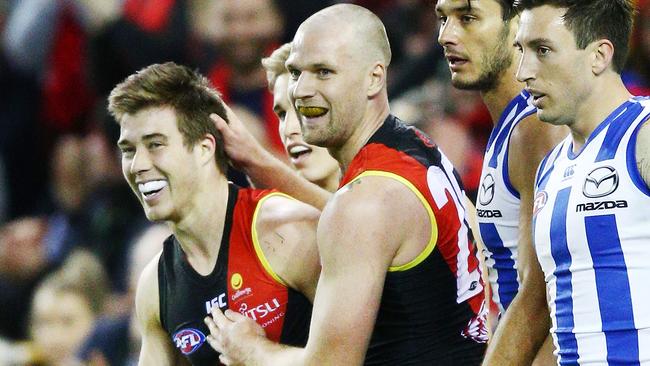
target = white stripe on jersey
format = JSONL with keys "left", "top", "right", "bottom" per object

{"left": 476, "top": 90, "right": 536, "bottom": 315}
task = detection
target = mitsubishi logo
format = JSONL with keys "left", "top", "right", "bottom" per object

{"left": 583, "top": 166, "right": 618, "bottom": 198}
{"left": 479, "top": 173, "right": 495, "bottom": 205}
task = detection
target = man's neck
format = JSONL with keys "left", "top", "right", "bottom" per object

{"left": 331, "top": 99, "right": 390, "bottom": 173}
{"left": 570, "top": 75, "right": 632, "bottom": 151}
{"left": 481, "top": 64, "right": 525, "bottom": 125}
{"left": 171, "top": 175, "right": 230, "bottom": 275}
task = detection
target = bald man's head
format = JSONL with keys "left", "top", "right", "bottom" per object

{"left": 297, "top": 4, "right": 391, "bottom": 68}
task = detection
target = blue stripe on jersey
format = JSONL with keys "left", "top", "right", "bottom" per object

{"left": 596, "top": 102, "right": 644, "bottom": 162}
{"left": 626, "top": 119, "right": 650, "bottom": 197}
{"left": 479, "top": 223, "right": 517, "bottom": 310}
{"left": 585, "top": 215, "right": 640, "bottom": 365}
{"left": 487, "top": 94, "right": 535, "bottom": 169}
{"left": 502, "top": 138, "right": 521, "bottom": 199}
{"left": 550, "top": 187, "right": 579, "bottom": 365}
{"left": 537, "top": 147, "right": 564, "bottom": 191}
{"left": 567, "top": 100, "right": 630, "bottom": 160}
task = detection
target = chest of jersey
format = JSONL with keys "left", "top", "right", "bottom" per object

{"left": 533, "top": 98, "right": 650, "bottom": 364}
{"left": 158, "top": 188, "right": 311, "bottom": 365}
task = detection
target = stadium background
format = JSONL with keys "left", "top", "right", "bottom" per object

{"left": 0, "top": 0, "right": 648, "bottom": 364}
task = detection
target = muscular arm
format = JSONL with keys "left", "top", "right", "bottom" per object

{"left": 210, "top": 106, "right": 332, "bottom": 210}
{"left": 135, "top": 253, "right": 187, "bottom": 366}
{"left": 206, "top": 177, "right": 427, "bottom": 365}
{"left": 482, "top": 116, "right": 566, "bottom": 365}
{"left": 256, "top": 195, "right": 321, "bottom": 301}
{"left": 636, "top": 120, "right": 650, "bottom": 186}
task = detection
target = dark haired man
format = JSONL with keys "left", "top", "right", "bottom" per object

{"left": 486, "top": 0, "right": 650, "bottom": 364}
{"left": 109, "top": 62, "right": 320, "bottom": 365}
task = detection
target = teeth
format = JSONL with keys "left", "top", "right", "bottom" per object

{"left": 138, "top": 180, "right": 167, "bottom": 195}
{"left": 289, "top": 145, "right": 310, "bottom": 155}
{"left": 297, "top": 106, "right": 328, "bottom": 118}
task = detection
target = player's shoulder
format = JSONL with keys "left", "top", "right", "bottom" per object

{"left": 256, "top": 192, "right": 321, "bottom": 229}
{"left": 326, "top": 173, "right": 424, "bottom": 228}
{"left": 135, "top": 250, "right": 164, "bottom": 326}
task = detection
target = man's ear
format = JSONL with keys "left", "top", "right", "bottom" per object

{"left": 591, "top": 39, "right": 615, "bottom": 75}
{"left": 368, "top": 62, "right": 386, "bottom": 98}
{"left": 199, "top": 133, "right": 217, "bottom": 165}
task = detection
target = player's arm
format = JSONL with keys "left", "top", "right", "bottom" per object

{"left": 636, "top": 120, "right": 650, "bottom": 186}
{"left": 205, "top": 177, "right": 422, "bottom": 365}
{"left": 210, "top": 105, "right": 332, "bottom": 210}
{"left": 483, "top": 116, "right": 566, "bottom": 365}
{"left": 255, "top": 195, "right": 321, "bottom": 301}
{"left": 135, "top": 253, "right": 188, "bottom": 366}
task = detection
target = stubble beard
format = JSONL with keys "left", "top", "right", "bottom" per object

{"left": 451, "top": 25, "right": 513, "bottom": 92}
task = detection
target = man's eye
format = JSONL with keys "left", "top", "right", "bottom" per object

{"left": 460, "top": 15, "right": 476, "bottom": 23}
{"left": 318, "top": 69, "right": 332, "bottom": 78}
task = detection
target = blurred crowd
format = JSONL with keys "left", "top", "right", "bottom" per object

{"left": 0, "top": 0, "right": 649, "bottom": 365}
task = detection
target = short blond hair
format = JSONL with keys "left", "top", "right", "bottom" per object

{"left": 261, "top": 43, "right": 292, "bottom": 91}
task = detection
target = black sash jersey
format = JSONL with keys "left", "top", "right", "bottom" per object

{"left": 340, "top": 115, "right": 488, "bottom": 365}
{"left": 158, "top": 184, "right": 312, "bottom": 365}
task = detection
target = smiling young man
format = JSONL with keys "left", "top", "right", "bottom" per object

{"left": 485, "top": 0, "right": 650, "bottom": 364}
{"left": 109, "top": 62, "right": 321, "bottom": 366}
{"left": 204, "top": 4, "right": 487, "bottom": 365}
{"left": 434, "top": 0, "right": 566, "bottom": 363}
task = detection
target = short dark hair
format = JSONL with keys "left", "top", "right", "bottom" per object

{"left": 108, "top": 62, "right": 229, "bottom": 173}
{"left": 513, "top": 0, "right": 636, "bottom": 72}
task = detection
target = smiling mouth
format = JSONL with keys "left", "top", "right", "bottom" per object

{"left": 297, "top": 106, "right": 329, "bottom": 118}
{"left": 288, "top": 144, "right": 312, "bottom": 160}
{"left": 138, "top": 180, "right": 168, "bottom": 199}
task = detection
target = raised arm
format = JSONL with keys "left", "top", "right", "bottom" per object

{"left": 482, "top": 116, "right": 566, "bottom": 365}
{"left": 135, "top": 253, "right": 187, "bottom": 366}
{"left": 205, "top": 176, "right": 426, "bottom": 365}
{"left": 210, "top": 105, "right": 332, "bottom": 210}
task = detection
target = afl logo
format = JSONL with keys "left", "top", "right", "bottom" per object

{"left": 173, "top": 328, "right": 206, "bottom": 355}
{"left": 583, "top": 166, "right": 618, "bottom": 198}
{"left": 479, "top": 174, "right": 495, "bottom": 205}
{"left": 533, "top": 191, "right": 548, "bottom": 216}
{"left": 231, "top": 273, "right": 243, "bottom": 290}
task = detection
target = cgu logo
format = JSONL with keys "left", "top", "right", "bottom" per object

{"left": 173, "top": 328, "right": 206, "bottom": 355}
{"left": 239, "top": 298, "right": 282, "bottom": 321}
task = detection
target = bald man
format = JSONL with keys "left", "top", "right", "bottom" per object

{"left": 204, "top": 4, "right": 487, "bottom": 365}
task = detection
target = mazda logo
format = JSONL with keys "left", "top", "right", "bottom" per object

{"left": 583, "top": 166, "right": 618, "bottom": 198}
{"left": 479, "top": 173, "right": 495, "bottom": 205}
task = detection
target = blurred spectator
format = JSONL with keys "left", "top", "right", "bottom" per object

{"left": 77, "top": 224, "right": 170, "bottom": 366}
{"left": 625, "top": 0, "right": 650, "bottom": 95}
{"left": 198, "top": 0, "right": 286, "bottom": 155}
{"left": 44, "top": 133, "right": 147, "bottom": 293}
{"left": 1, "top": 0, "right": 121, "bottom": 221}
{"left": 0, "top": 217, "right": 51, "bottom": 340}
{"left": 27, "top": 250, "right": 109, "bottom": 366}
{"left": 0, "top": 157, "right": 6, "bottom": 224}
